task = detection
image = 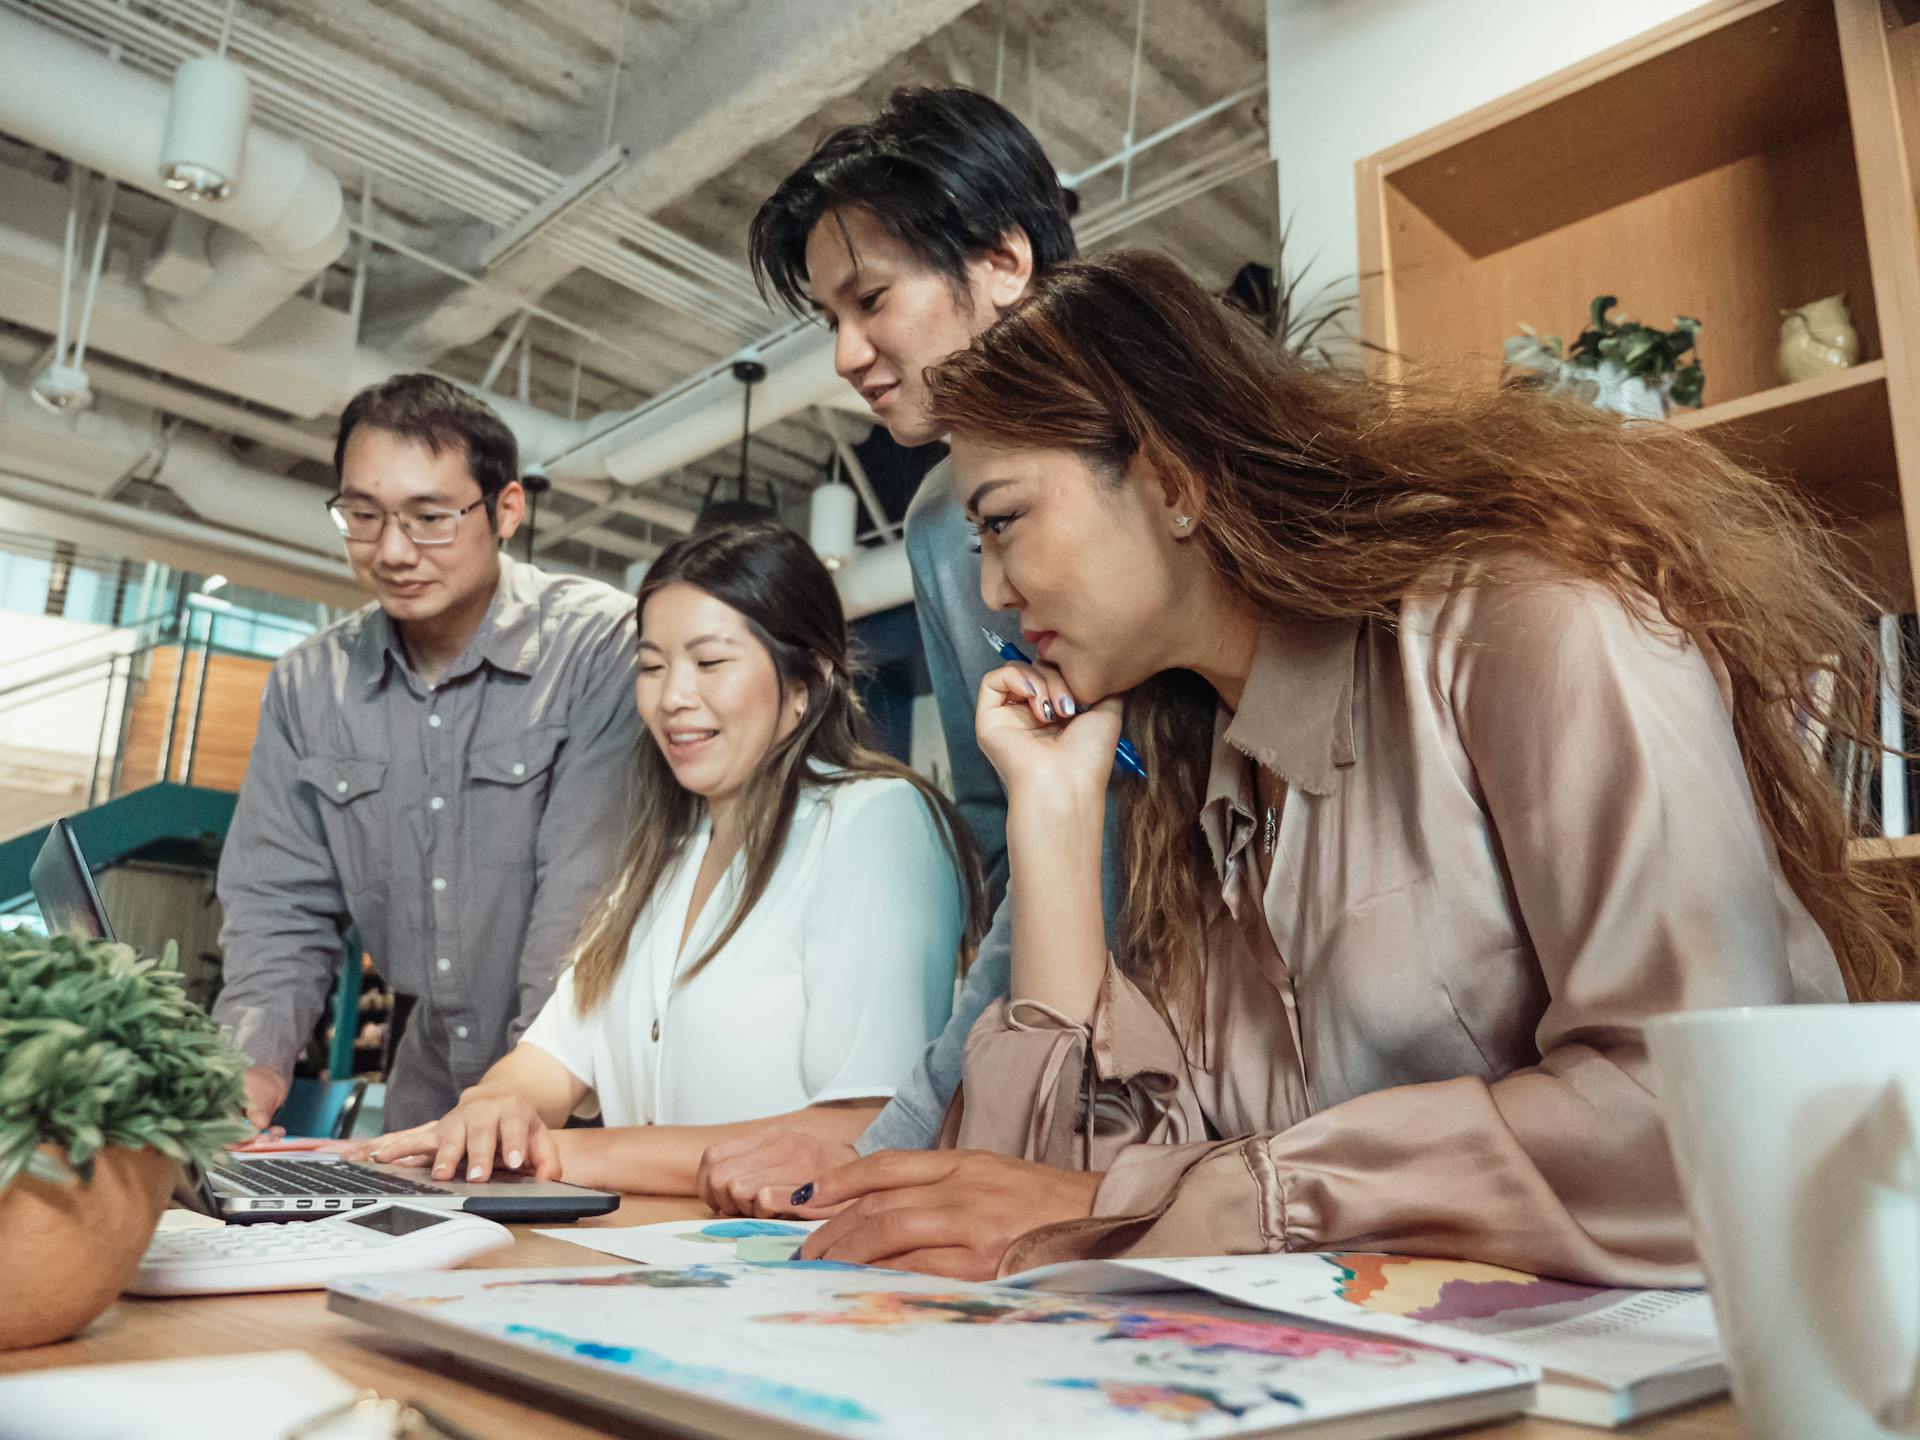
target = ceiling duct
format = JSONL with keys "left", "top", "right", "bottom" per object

{"left": 0, "top": 8, "right": 348, "bottom": 345}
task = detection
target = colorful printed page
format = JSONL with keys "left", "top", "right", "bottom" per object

{"left": 1005, "top": 1252, "right": 1718, "bottom": 1392}
{"left": 331, "top": 1262, "right": 1534, "bottom": 1440}
{"left": 533, "top": 1216, "right": 820, "bottom": 1265}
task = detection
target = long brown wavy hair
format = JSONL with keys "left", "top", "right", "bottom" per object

{"left": 569, "top": 523, "right": 989, "bottom": 1013}
{"left": 924, "top": 248, "right": 1915, "bottom": 1012}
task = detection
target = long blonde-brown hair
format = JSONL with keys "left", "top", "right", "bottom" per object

{"left": 925, "top": 248, "right": 1913, "bottom": 1011}
{"left": 569, "top": 522, "right": 989, "bottom": 1013}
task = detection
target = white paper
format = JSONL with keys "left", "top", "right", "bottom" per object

{"left": 534, "top": 1215, "right": 820, "bottom": 1266}
{"left": 1005, "top": 1251, "right": 1719, "bottom": 1391}
{"left": 0, "top": 1351, "right": 360, "bottom": 1440}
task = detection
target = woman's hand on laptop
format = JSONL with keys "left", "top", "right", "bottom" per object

{"left": 353, "top": 1085, "right": 564, "bottom": 1183}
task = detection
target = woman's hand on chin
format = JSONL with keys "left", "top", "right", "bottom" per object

{"left": 974, "top": 661, "right": 1123, "bottom": 816}
{"left": 793, "top": 1149, "right": 1103, "bottom": 1280}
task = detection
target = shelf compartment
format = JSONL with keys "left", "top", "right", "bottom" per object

{"left": 1384, "top": 0, "right": 1849, "bottom": 259}
{"left": 1674, "top": 361, "right": 1897, "bottom": 519}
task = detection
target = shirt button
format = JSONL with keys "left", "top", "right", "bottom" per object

{"left": 432, "top": 877, "right": 447, "bottom": 892}
{"left": 650, "top": 1019, "right": 661, "bottom": 1043}
{"left": 454, "top": 1025, "right": 468, "bottom": 1039}
{"left": 436, "top": 957, "right": 451, "bottom": 972}
{"left": 511, "top": 762, "right": 526, "bottom": 777}
{"left": 335, "top": 780, "right": 349, "bottom": 794}
{"left": 430, "top": 797, "right": 445, "bottom": 811}
{"left": 428, "top": 715, "right": 442, "bottom": 729}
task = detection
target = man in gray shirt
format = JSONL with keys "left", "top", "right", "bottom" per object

{"left": 215, "top": 374, "right": 640, "bottom": 1133}
{"left": 693, "top": 88, "right": 1120, "bottom": 1211}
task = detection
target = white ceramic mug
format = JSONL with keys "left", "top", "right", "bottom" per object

{"left": 1647, "top": 1005, "right": 1920, "bottom": 1440}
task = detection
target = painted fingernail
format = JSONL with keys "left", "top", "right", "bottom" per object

{"left": 1060, "top": 696, "right": 1077, "bottom": 716}
{"left": 507, "top": 1151, "right": 522, "bottom": 1170}
{"left": 468, "top": 1166, "right": 483, "bottom": 1181}
{"left": 1041, "top": 700, "right": 1054, "bottom": 721}
{"left": 790, "top": 1182, "right": 815, "bottom": 1206}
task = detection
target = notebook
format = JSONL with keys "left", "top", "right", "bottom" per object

{"left": 330, "top": 1261, "right": 1536, "bottom": 1440}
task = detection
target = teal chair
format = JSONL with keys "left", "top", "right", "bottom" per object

{"left": 272, "top": 1077, "right": 368, "bottom": 1140}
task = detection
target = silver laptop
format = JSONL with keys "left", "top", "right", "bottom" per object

{"left": 29, "top": 818, "right": 619, "bottom": 1224}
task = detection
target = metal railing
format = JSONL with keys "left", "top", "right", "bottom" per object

{"left": 0, "top": 597, "right": 313, "bottom": 818}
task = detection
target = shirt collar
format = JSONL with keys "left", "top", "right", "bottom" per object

{"left": 355, "top": 552, "right": 539, "bottom": 693}
{"left": 1199, "top": 614, "right": 1361, "bottom": 876}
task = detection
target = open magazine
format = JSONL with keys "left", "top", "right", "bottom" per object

{"left": 1002, "top": 1252, "right": 1723, "bottom": 1428}
{"left": 542, "top": 1221, "right": 1724, "bottom": 1429}
{"left": 331, "top": 1261, "right": 1535, "bottom": 1440}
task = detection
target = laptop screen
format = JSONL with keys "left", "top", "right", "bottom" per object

{"left": 28, "top": 819, "right": 114, "bottom": 942}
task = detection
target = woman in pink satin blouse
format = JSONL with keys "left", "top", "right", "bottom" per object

{"left": 790, "top": 249, "right": 1908, "bottom": 1285}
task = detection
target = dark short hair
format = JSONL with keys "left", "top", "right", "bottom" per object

{"left": 748, "top": 86, "right": 1077, "bottom": 316}
{"left": 333, "top": 373, "right": 518, "bottom": 503}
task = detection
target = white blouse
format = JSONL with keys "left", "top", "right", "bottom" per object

{"left": 520, "top": 775, "right": 962, "bottom": 1127}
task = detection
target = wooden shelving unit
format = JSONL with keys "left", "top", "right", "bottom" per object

{"left": 1358, "top": 0, "right": 1920, "bottom": 863}
{"left": 1849, "top": 834, "right": 1920, "bottom": 864}
{"left": 1358, "top": 0, "right": 1920, "bottom": 606}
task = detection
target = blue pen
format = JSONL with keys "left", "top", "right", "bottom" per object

{"left": 979, "top": 627, "right": 1149, "bottom": 780}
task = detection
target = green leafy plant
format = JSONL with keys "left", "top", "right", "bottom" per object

{"left": 1510, "top": 296, "right": 1705, "bottom": 409}
{"left": 1220, "top": 202, "right": 1365, "bottom": 365}
{"left": 0, "top": 928, "right": 249, "bottom": 1192}
{"left": 1568, "top": 295, "right": 1704, "bottom": 407}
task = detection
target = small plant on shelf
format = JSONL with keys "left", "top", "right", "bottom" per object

{"left": 1505, "top": 295, "right": 1705, "bottom": 418}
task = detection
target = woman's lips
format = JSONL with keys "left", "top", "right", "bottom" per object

{"left": 665, "top": 729, "right": 718, "bottom": 762}
{"left": 1024, "top": 630, "right": 1058, "bottom": 661}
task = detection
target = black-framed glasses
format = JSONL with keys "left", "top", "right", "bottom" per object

{"left": 326, "top": 495, "right": 487, "bottom": 546}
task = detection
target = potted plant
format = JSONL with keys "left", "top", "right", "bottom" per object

{"left": 0, "top": 928, "right": 249, "bottom": 1348}
{"left": 1504, "top": 295, "right": 1706, "bottom": 419}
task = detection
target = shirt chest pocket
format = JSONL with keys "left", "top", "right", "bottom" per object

{"left": 466, "top": 727, "right": 564, "bottom": 873}
{"left": 297, "top": 756, "right": 390, "bottom": 892}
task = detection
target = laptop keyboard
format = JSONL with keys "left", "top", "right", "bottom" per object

{"left": 211, "top": 1157, "right": 454, "bottom": 1198}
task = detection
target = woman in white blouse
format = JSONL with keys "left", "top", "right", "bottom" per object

{"left": 358, "top": 522, "right": 986, "bottom": 1191}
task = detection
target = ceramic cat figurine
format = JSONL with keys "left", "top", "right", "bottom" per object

{"left": 1777, "top": 294, "right": 1860, "bottom": 384}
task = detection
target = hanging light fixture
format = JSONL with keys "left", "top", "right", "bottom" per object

{"left": 694, "top": 360, "right": 781, "bottom": 530}
{"left": 808, "top": 454, "right": 858, "bottom": 571}
{"left": 159, "top": 54, "right": 253, "bottom": 200}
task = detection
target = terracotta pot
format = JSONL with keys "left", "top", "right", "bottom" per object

{"left": 0, "top": 1144, "right": 176, "bottom": 1349}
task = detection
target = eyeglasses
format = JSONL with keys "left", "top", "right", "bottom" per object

{"left": 326, "top": 495, "right": 488, "bottom": 546}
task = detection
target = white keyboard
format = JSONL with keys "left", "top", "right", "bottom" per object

{"left": 129, "top": 1202, "right": 513, "bottom": 1296}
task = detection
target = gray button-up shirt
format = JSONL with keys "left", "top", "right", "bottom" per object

{"left": 214, "top": 553, "right": 641, "bottom": 1130}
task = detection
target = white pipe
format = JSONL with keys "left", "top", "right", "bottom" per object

{"left": 0, "top": 7, "right": 349, "bottom": 345}
{"left": 549, "top": 324, "right": 867, "bottom": 486}
{"left": 0, "top": 472, "right": 358, "bottom": 608}
{"left": 834, "top": 541, "right": 914, "bottom": 621}
{"left": 154, "top": 428, "right": 344, "bottom": 555}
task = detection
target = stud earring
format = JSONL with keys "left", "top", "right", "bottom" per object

{"left": 1174, "top": 515, "right": 1193, "bottom": 533}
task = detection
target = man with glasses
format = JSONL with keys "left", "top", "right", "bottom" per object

{"left": 214, "top": 373, "right": 641, "bottom": 1134}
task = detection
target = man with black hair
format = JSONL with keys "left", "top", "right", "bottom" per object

{"left": 214, "top": 373, "right": 641, "bottom": 1133}
{"left": 693, "top": 87, "right": 1123, "bottom": 1211}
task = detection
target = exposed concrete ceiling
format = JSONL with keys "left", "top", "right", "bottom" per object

{"left": 0, "top": 0, "right": 1273, "bottom": 587}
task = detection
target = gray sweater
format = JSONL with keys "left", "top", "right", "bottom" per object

{"left": 856, "top": 459, "right": 1124, "bottom": 1152}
